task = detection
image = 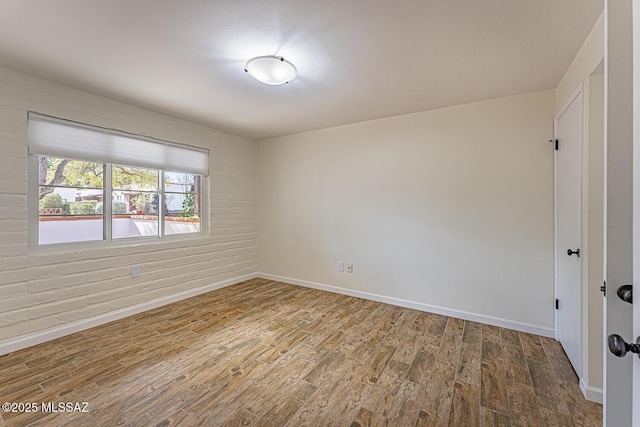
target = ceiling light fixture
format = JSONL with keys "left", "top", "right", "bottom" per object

{"left": 244, "top": 55, "right": 297, "bottom": 85}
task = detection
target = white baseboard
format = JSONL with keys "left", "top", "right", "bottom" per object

{"left": 258, "top": 273, "right": 555, "bottom": 338}
{"left": 0, "top": 272, "right": 259, "bottom": 356}
{"left": 580, "top": 377, "right": 604, "bottom": 404}
{"left": 1, "top": 271, "right": 556, "bottom": 356}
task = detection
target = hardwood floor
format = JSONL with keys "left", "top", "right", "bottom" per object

{"left": 0, "top": 278, "right": 602, "bottom": 426}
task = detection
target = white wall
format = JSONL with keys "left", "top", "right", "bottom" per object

{"left": 38, "top": 218, "right": 200, "bottom": 245}
{"left": 258, "top": 90, "right": 555, "bottom": 333}
{"left": 0, "top": 66, "right": 257, "bottom": 352}
{"left": 556, "top": 12, "right": 605, "bottom": 112}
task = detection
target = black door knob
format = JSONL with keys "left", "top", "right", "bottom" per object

{"left": 608, "top": 334, "right": 640, "bottom": 358}
{"left": 567, "top": 248, "right": 581, "bottom": 257}
{"left": 616, "top": 284, "right": 632, "bottom": 304}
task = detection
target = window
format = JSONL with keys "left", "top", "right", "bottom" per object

{"left": 29, "top": 114, "right": 208, "bottom": 247}
{"left": 38, "top": 157, "right": 105, "bottom": 245}
{"left": 164, "top": 172, "right": 202, "bottom": 235}
{"left": 111, "top": 165, "right": 160, "bottom": 240}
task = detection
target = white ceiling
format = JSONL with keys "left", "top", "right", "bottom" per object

{"left": 0, "top": 0, "right": 602, "bottom": 140}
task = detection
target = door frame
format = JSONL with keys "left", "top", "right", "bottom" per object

{"left": 632, "top": 0, "right": 640, "bottom": 423}
{"left": 554, "top": 84, "right": 584, "bottom": 379}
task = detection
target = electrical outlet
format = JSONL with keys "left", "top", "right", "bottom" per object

{"left": 131, "top": 265, "right": 141, "bottom": 278}
{"left": 338, "top": 261, "right": 344, "bottom": 272}
{"left": 346, "top": 263, "right": 353, "bottom": 273}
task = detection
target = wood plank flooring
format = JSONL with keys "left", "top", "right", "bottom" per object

{"left": 0, "top": 278, "right": 602, "bottom": 426}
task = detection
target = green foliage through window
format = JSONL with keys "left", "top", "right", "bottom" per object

{"left": 180, "top": 191, "right": 196, "bottom": 217}
{"left": 95, "top": 201, "right": 128, "bottom": 215}
{"left": 39, "top": 193, "right": 64, "bottom": 209}
{"left": 68, "top": 201, "right": 97, "bottom": 215}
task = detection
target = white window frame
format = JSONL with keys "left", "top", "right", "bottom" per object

{"left": 28, "top": 115, "right": 209, "bottom": 252}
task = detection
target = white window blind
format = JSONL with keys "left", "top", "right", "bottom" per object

{"left": 28, "top": 113, "right": 209, "bottom": 175}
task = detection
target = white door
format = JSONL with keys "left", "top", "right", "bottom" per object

{"left": 633, "top": 1, "right": 640, "bottom": 424}
{"left": 633, "top": 132, "right": 640, "bottom": 426}
{"left": 604, "top": 0, "right": 636, "bottom": 425}
{"left": 556, "top": 91, "right": 583, "bottom": 376}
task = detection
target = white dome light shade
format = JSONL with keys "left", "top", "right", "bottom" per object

{"left": 244, "top": 55, "right": 297, "bottom": 85}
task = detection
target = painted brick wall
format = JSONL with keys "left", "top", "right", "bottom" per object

{"left": 0, "top": 66, "right": 257, "bottom": 346}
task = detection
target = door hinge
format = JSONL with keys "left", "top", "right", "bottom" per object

{"left": 601, "top": 280, "right": 607, "bottom": 297}
{"left": 555, "top": 299, "right": 559, "bottom": 310}
{"left": 549, "top": 139, "right": 559, "bottom": 150}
